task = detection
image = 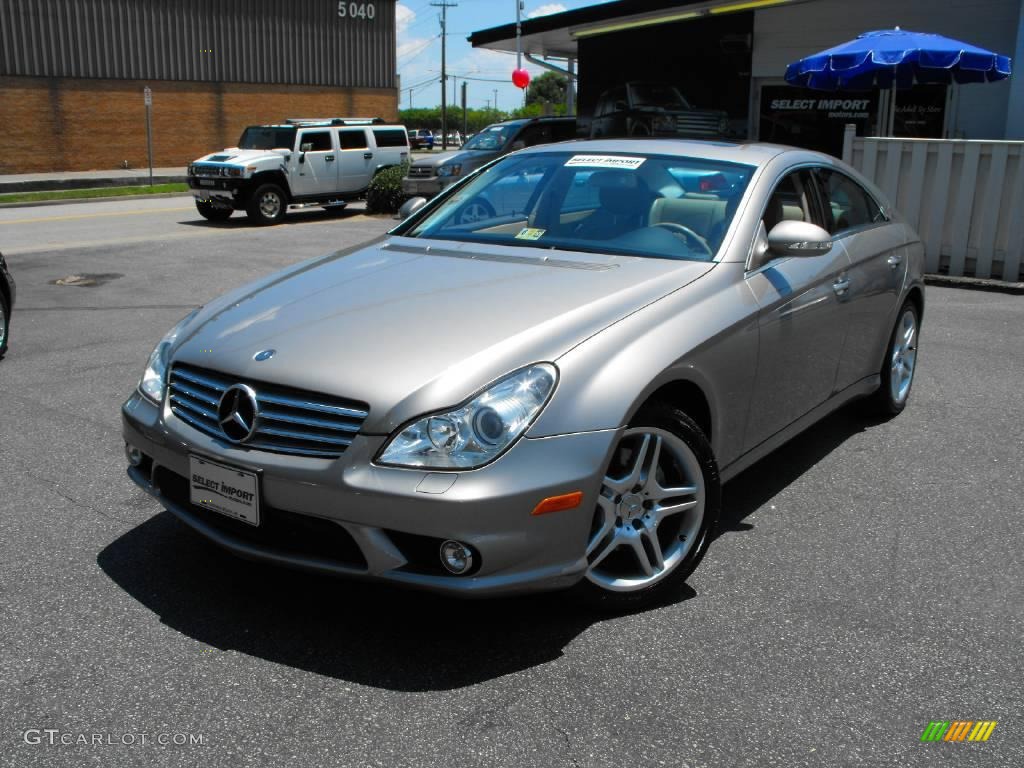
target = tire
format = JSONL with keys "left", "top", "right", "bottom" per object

{"left": 865, "top": 299, "right": 920, "bottom": 417}
{"left": 245, "top": 183, "right": 288, "bottom": 225}
{"left": 575, "top": 401, "right": 721, "bottom": 610}
{"left": 195, "top": 200, "right": 233, "bottom": 222}
{"left": 0, "top": 289, "right": 9, "bottom": 359}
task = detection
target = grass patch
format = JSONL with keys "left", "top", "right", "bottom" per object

{"left": 0, "top": 183, "right": 189, "bottom": 204}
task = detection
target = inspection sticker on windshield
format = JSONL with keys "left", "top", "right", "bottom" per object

{"left": 515, "top": 228, "right": 546, "bottom": 241}
{"left": 565, "top": 155, "right": 646, "bottom": 170}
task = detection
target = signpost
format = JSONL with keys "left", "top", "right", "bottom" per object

{"left": 143, "top": 86, "right": 154, "bottom": 186}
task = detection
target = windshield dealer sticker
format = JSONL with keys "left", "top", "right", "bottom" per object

{"left": 515, "top": 228, "right": 546, "bottom": 241}
{"left": 565, "top": 155, "right": 646, "bottom": 170}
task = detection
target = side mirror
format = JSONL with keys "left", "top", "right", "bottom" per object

{"left": 300, "top": 142, "right": 313, "bottom": 153}
{"left": 397, "top": 196, "right": 428, "bottom": 220}
{"left": 767, "top": 220, "right": 833, "bottom": 258}
{"left": 614, "top": 100, "right": 628, "bottom": 111}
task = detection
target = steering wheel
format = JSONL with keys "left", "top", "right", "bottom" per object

{"left": 651, "top": 222, "right": 713, "bottom": 258}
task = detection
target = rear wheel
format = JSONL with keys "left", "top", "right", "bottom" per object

{"left": 246, "top": 183, "right": 288, "bottom": 225}
{"left": 577, "top": 402, "right": 720, "bottom": 609}
{"left": 195, "top": 199, "right": 233, "bottom": 221}
{"left": 866, "top": 300, "right": 919, "bottom": 417}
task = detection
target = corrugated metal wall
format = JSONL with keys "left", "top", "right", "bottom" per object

{"left": 0, "top": 0, "right": 396, "bottom": 88}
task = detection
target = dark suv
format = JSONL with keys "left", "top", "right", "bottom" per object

{"left": 581, "top": 82, "right": 728, "bottom": 140}
{"left": 402, "top": 117, "right": 577, "bottom": 198}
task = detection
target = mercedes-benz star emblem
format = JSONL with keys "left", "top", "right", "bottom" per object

{"left": 253, "top": 349, "right": 275, "bottom": 361}
{"left": 217, "top": 384, "right": 259, "bottom": 443}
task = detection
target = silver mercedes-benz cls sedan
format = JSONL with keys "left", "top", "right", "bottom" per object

{"left": 122, "top": 139, "right": 923, "bottom": 607}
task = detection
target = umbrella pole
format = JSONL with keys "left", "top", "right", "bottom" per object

{"left": 887, "top": 86, "right": 897, "bottom": 137}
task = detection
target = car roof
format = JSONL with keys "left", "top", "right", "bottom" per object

{"left": 515, "top": 138, "right": 821, "bottom": 168}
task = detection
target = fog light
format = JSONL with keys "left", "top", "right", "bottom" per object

{"left": 440, "top": 540, "right": 473, "bottom": 575}
{"left": 125, "top": 443, "right": 144, "bottom": 467}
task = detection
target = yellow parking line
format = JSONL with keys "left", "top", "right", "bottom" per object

{"left": 0, "top": 206, "right": 194, "bottom": 225}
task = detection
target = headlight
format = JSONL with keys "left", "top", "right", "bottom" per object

{"left": 378, "top": 363, "right": 557, "bottom": 469}
{"left": 138, "top": 309, "right": 200, "bottom": 404}
{"left": 718, "top": 116, "right": 729, "bottom": 134}
{"left": 652, "top": 116, "right": 674, "bottom": 132}
{"left": 227, "top": 167, "right": 243, "bottom": 177}
{"left": 437, "top": 164, "right": 462, "bottom": 178}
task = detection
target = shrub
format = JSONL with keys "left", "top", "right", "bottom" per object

{"left": 365, "top": 162, "right": 409, "bottom": 214}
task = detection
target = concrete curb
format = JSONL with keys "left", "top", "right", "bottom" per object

{"left": 0, "top": 191, "right": 193, "bottom": 209}
{"left": 925, "top": 274, "right": 1024, "bottom": 295}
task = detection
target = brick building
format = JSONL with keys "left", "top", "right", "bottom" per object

{"left": 0, "top": 0, "right": 399, "bottom": 173}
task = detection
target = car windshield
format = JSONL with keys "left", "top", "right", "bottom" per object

{"left": 462, "top": 124, "right": 517, "bottom": 151}
{"left": 630, "top": 84, "right": 691, "bottom": 110}
{"left": 404, "top": 151, "right": 754, "bottom": 262}
{"left": 237, "top": 126, "right": 297, "bottom": 150}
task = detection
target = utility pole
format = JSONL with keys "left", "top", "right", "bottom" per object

{"left": 493, "top": 88, "right": 499, "bottom": 117}
{"left": 461, "top": 81, "right": 468, "bottom": 137}
{"left": 431, "top": 1, "right": 457, "bottom": 150}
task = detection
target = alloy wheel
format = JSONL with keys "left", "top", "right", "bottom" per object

{"left": 259, "top": 191, "right": 282, "bottom": 219}
{"left": 890, "top": 308, "right": 917, "bottom": 404}
{"left": 585, "top": 428, "right": 705, "bottom": 593}
{"left": 458, "top": 202, "right": 491, "bottom": 224}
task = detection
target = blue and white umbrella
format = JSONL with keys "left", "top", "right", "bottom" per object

{"left": 785, "top": 28, "right": 1012, "bottom": 135}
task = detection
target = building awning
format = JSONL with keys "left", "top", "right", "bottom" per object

{"left": 468, "top": 0, "right": 804, "bottom": 58}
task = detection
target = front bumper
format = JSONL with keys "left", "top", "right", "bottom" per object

{"left": 401, "top": 176, "right": 453, "bottom": 198}
{"left": 122, "top": 391, "right": 618, "bottom": 597}
{"left": 189, "top": 177, "right": 247, "bottom": 207}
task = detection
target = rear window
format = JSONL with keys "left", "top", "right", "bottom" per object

{"left": 373, "top": 128, "right": 409, "bottom": 148}
{"left": 237, "top": 126, "right": 296, "bottom": 150}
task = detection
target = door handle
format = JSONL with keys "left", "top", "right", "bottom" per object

{"left": 363, "top": 152, "right": 373, "bottom": 159}
{"left": 886, "top": 254, "right": 903, "bottom": 269}
{"left": 325, "top": 155, "right": 335, "bottom": 162}
{"left": 832, "top": 276, "right": 851, "bottom": 296}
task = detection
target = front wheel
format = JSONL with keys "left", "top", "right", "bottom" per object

{"left": 195, "top": 199, "right": 232, "bottom": 221}
{"left": 246, "top": 184, "right": 288, "bottom": 225}
{"left": 576, "top": 402, "right": 720, "bottom": 609}
{"left": 0, "top": 288, "right": 9, "bottom": 359}
{"left": 866, "top": 300, "right": 920, "bottom": 417}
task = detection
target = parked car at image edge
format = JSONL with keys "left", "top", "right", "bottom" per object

{"left": 580, "top": 81, "right": 730, "bottom": 139}
{"left": 0, "top": 251, "right": 15, "bottom": 359}
{"left": 187, "top": 117, "right": 409, "bottom": 225}
{"left": 407, "top": 129, "right": 435, "bottom": 150}
{"left": 402, "top": 116, "right": 577, "bottom": 201}
{"left": 123, "top": 138, "right": 924, "bottom": 608}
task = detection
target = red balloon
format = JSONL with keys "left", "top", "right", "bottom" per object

{"left": 512, "top": 68, "right": 530, "bottom": 89}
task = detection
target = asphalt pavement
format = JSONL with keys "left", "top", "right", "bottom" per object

{"left": 0, "top": 197, "right": 1021, "bottom": 768}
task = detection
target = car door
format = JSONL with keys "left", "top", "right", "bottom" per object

{"left": 291, "top": 129, "right": 337, "bottom": 197}
{"left": 814, "top": 167, "right": 908, "bottom": 392}
{"left": 743, "top": 168, "right": 853, "bottom": 450}
{"left": 337, "top": 128, "right": 374, "bottom": 192}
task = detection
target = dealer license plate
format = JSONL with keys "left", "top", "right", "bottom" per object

{"left": 199, "top": 179, "right": 215, "bottom": 187}
{"left": 189, "top": 456, "right": 260, "bottom": 526}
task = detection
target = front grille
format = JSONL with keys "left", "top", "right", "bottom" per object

{"left": 675, "top": 113, "right": 723, "bottom": 137}
{"left": 191, "top": 164, "right": 227, "bottom": 177}
{"left": 408, "top": 166, "right": 434, "bottom": 179}
{"left": 154, "top": 467, "right": 367, "bottom": 569}
{"left": 168, "top": 363, "right": 369, "bottom": 459}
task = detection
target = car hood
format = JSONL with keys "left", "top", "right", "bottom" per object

{"left": 194, "top": 148, "right": 288, "bottom": 165}
{"left": 172, "top": 237, "right": 714, "bottom": 434}
{"left": 411, "top": 149, "right": 495, "bottom": 170}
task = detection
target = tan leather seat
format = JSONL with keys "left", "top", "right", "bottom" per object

{"left": 648, "top": 197, "right": 727, "bottom": 236}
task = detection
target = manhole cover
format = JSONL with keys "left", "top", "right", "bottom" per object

{"left": 51, "top": 273, "right": 124, "bottom": 287}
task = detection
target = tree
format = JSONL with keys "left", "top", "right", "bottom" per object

{"left": 524, "top": 71, "right": 567, "bottom": 108}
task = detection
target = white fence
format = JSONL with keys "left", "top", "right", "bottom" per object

{"left": 842, "top": 127, "right": 1024, "bottom": 282}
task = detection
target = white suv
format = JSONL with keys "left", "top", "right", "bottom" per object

{"left": 188, "top": 118, "right": 409, "bottom": 225}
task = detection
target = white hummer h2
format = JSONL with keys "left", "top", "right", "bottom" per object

{"left": 187, "top": 118, "right": 409, "bottom": 225}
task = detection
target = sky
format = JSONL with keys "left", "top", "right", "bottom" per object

{"left": 396, "top": 0, "right": 614, "bottom": 112}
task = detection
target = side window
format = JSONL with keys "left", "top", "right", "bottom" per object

{"left": 562, "top": 170, "right": 601, "bottom": 210}
{"left": 552, "top": 122, "right": 577, "bottom": 141}
{"left": 817, "top": 169, "right": 882, "bottom": 234}
{"left": 299, "top": 131, "right": 333, "bottom": 152}
{"left": 517, "top": 125, "right": 551, "bottom": 147}
{"left": 339, "top": 129, "right": 369, "bottom": 150}
{"left": 762, "top": 170, "right": 818, "bottom": 233}
{"left": 373, "top": 128, "right": 407, "bottom": 148}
